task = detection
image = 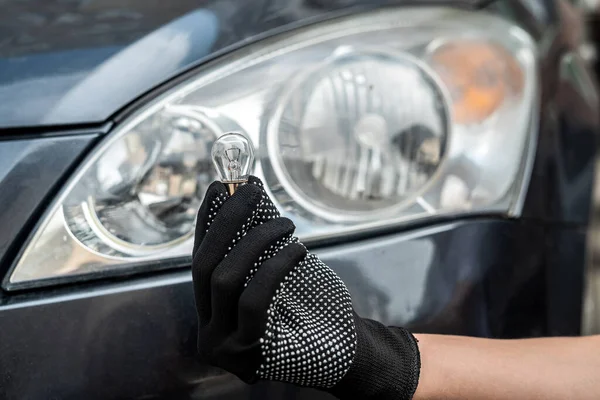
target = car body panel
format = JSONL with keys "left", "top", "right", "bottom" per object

{"left": 0, "top": 219, "right": 547, "bottom": 400}
{"left": 0, "top": 4, "right": 218, "bottom": 129}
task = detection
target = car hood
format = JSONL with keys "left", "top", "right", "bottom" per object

{"left": 0, "top": 0, "right": 486, "bottom": 130}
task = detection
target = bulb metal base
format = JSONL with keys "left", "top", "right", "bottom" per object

{"left": 223, "top": 179, "right": 248, "bottom": 196}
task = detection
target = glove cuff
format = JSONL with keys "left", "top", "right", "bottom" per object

{"left": 328, "top": 313, "right": 421, "bottom": 400}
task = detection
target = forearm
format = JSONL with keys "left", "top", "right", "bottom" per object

{"left": 413, "top": 334, "right": 600, "bottom": 400}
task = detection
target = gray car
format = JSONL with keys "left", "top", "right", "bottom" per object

{"left": 0, "top": 0, "right": 598, "bottom": 399}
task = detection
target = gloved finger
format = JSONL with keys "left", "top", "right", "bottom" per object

{"left": 247, "top": 175, "right": 281, "bottom": 221}
{"left": 192, "top": 181, "right": 228, "bottom": 258}
{"left": 193, "top": 183, "right": 264, "bottom": 325}
{"left": 193, "top": 176, "right": 272, "bottom": 260}
{"left": 247, "top": 175, "right": 265, "bottom": 188}
{"left": 236, "top": 242, "right": 307, "bottom": 340}
{"left": 209, "top": 217, "right": 296, "bottom": 333}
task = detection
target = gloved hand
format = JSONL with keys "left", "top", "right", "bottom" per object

{"left": 192, "top": 176, "right": 421, "bottom": 400}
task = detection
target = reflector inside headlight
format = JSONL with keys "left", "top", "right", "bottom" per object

{"left": 63, "top": 108, "right": 219, "bottom": 257}
{"left": 7, "top": 7, "right": 538, "bottom": 288}
{"left": 269, "top": 49, "right": 448, "bottom": 220}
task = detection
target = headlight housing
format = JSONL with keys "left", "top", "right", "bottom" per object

{"left": 6, "top": 7, "right": 538, "bottom": 288}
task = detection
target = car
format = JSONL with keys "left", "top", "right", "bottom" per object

{"left": 0, "top": 0, "right": 598, "bottom": 399}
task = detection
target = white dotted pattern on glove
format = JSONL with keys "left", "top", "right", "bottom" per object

{"left": 206, "top": 181, "right": 280, "bottom": 253}
{"left": 255, "top": 253, "right": 356, "bottom": 388}
{"left": 241, "top": 182, "right": 297, "bottom": 284}
{"left": 206, "top": 192, "right": 228, "bottom": 232}
{"left": 205, "top": 182, "right": 296, "bottom": 283}
{"left": 244, "top": 234, "right": 299, "bottom": 287}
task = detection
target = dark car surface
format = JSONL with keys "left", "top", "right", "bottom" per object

{"left": 0, "top": 0, "right": 598, "bottom": 399}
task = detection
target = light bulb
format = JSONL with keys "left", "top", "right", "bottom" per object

{"left": 211, "top": 132, "right": 255, "bottom": 195}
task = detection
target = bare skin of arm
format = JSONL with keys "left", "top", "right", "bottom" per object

{"left": 412, "top": 334, "right": 600, "bottom": 400}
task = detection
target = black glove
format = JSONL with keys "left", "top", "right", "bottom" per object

{"left": 192, "top": 176, "right": 421, "bottom": 400}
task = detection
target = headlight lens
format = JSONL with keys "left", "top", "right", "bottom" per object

{"left": 270, "top": 49, "right": 448, "bottom": 220}
{"left": 62, "top": 109, "right": 219, "bottom": 256}
{"left": 6, "top": 7, "right": 538, "bottom": 288}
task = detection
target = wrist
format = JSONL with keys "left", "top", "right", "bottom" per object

{"left": 411, "top": 334, "right": 436, "bottom": 400}
{"left": 329, "top": 314, "right": 421, "bottom": 400}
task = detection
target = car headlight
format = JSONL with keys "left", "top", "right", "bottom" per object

{"left": 6, "top": 6, "right": 538, "bottom": 288}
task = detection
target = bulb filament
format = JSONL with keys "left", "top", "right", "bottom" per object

{"left": 225, "top": 148, "right": 242, "bottom": 181}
